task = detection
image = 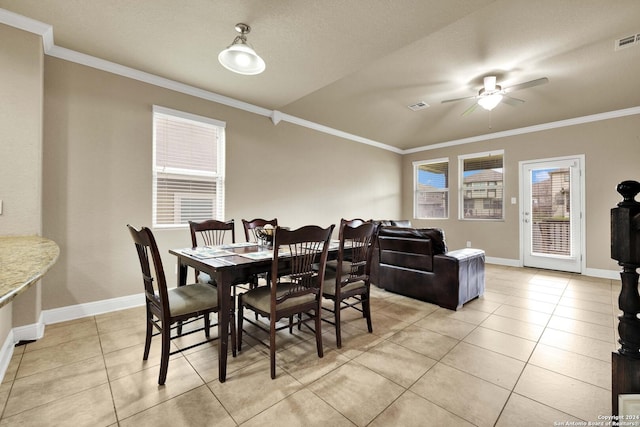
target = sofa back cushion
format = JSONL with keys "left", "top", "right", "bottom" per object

{"left": 377, "top": 227, "right": 446, "bottom": 272}
{"left": 418, "top": 228, "right": 447, "bottom": 254}
{"left": 374, "top": 220, "right": 412, "bottom": 227}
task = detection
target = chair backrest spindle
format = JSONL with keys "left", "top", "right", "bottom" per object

{"left": 242, "top": 218, "right": 278, "bottom": 243}
{"left": 189, "top": 219, "right": 235, "bottom": 247}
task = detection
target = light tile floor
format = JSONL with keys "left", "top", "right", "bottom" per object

{"left": 0, "top": 265, "right": 623, "bottom": 426}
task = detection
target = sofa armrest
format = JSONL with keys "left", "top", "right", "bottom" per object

{"left": 434, "top": 249, "right": 485, "bottom": 309}
{"left": 446, "top": 248, "right": 486, "bottom": 261}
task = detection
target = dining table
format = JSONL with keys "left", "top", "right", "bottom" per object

{"left": 169, "top": 240, "right": 341, "bottom": 382}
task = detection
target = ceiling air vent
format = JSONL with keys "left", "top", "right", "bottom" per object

{"left": 408, "top": 101, "right": 429, "bottom": 111}
{"left": 614, "top": 33, "right": 640, "bottom": 51}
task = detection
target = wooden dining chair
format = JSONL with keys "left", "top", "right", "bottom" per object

{"left": 189, "top": 219, "right": 235, "bottom": 284}
{"left": 241, "top": 218, "right": 279, "bottom": 289}
{"left": 127, "top": 224, "right": 236, "bottom": 385}
{"left": 326, "top": 217, "right": 367, "bottom": 271}
{"left": 242, "top": 218, "right": 278, "bottom": 243}
{"left": 237, "top": 224, "right": 334, "bottom": 379}
{"left": 322, "top": 219, "right": 377, "bottom": 348}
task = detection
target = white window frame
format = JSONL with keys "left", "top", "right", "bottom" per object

{"left": 152, "top": 105, "right": 226, "bottom": 228}
{"left": 458, "top": 150, "right": 504, "bottom": 221}
{"left": 413, "top": 158, "right": 449, "bottom": 219}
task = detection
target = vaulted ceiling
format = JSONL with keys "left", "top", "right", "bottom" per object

{"left": 1, "top": 0, "right": 639, "bottom": 151}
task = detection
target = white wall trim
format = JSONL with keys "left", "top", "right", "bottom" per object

{"left": 584, "top": 267, "right": 620, "bottom": 281}
{"left": 0, "top": 8, "right": 50, "bottom": 37}
{"left": 487, "top": 257, "right": 619, "bottom": 280}
{"left": 404, "top": 107, "right": 640, "bottom": 154}
{"left": 0, "top": 329, "right": 15, "bottom": 384}
{"left": 42, "top": 293, "right": 144, "bottom": 325}
{"left": 12, "top": 312, "right": 45, "bottom": 343}
{"left": 486, "top": 256, "right": 522, "bottom": 267}
{"left": 2, "top": 7, "right": 638, "bottom": 156}
{"left": 0, "top": 293, "right": 144, "bottom": 383}
{"left": 47, "top": 45, "right": 273, "bottom": 118}
{"left": 272, "top": 110, "right": 404, "bottom": 154}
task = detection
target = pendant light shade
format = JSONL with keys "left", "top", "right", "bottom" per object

{"left": 218, "top": 23, "right": 265, "bottom": 75}
{"left": 477, "top": 77, "right": 503, "bottom": 111}
{"left": 477, "top": 93, "right": 503, "bottom": 111}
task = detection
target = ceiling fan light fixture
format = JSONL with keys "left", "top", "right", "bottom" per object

{"left": 477, "top": 93, "right": 503, "bottom": 111}
{"left": 218, "top": 23, "right": 265, "bottom": 75}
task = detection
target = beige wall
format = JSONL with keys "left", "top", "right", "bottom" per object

{"left": 0, "top": 25, "right": 43, "bottom": 236}
{"left": 42, "top": 57, "right": 402, "bottom": 310}
{"left": 0, "top": 24, "right": 44, "bottom": 334}
{"left": 402, "top": 115, "right": 640, "bottom": 272}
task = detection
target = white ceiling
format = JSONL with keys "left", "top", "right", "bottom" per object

{"left": 2, "top": 0, "right": 639, "bottom": 151}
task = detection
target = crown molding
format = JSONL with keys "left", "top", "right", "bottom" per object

{"left": 0, "top": 8, "right": 52, "bottom": 40}
{"left": 2, "top": 8, "right": 638, "bottom": 156}
{"left": 403, "top": 106, "right": 640, "bottom": 154}
{"left": 271, "top": 110, "right": 404, "bottom": 154}
{"left": 46, "top": 45, "right": 273, "bottom": 118}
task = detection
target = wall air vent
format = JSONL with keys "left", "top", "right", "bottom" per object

{"left": 615, "top": 33, "right": 640, "bottom": 51}
{"left": 408, "top": 101, "right": 429, "bottom": 111}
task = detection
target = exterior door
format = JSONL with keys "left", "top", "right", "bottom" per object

{"left": 521, "top": 156, "right": 583, "bottom": 273}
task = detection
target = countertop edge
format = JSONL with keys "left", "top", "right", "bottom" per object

{"left": 0, "top": 236, "right": 60, "bottom": 309}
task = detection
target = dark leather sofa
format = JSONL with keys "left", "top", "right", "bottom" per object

{"left": 369, "top": 220, "right": 411, "bottom": 287}
{"left": 373, "top": 226, "right": 485, "bottom": 310}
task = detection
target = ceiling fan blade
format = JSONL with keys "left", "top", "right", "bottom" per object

{"left": 441, "top": 95, "right": 476, "bottom": 104}
{"left": 502, "top": 95, "right": 525, "bottom": 106}
{"left": 504, "top": 77, "right": 549, "bottom": 93}
{"left": 462, "top": 102, "right": 478, "bottom": 116}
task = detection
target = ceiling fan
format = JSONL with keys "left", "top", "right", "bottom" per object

{"left": 441, "top": 76, "right": 549, "bottom": 116}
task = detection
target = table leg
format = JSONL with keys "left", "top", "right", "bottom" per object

{"left": 177, "top": 262, "right": 188, "bottom": 286}
{"left": 217, "top": 269, "right": 232, "bottom": 382}
{"left": 176, "top": 261, "right": 189, "bottom": 335}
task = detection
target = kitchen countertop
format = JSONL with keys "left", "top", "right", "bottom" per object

{"left": 0, "top": 235, "right": 59, "bottom": 309}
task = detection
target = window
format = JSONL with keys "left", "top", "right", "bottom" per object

{"left": 152, "top": 106, "right": 225, "bottom": 228}
{"left": 414, "top": 159, "right": 448, "bottom": 219}
{"left": 459, "top": 150, "right": 504, "bottom": 220}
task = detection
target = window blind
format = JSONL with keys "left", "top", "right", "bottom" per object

{"left": 531, "top": 167, "right": 572, "bottom": 256}
{"left": 152, "top": 107, "right": 225, "bottom": 228}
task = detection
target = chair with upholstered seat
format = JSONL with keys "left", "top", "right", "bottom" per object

{"left": 322, "top": 219, "right": 377, "bottom": 348}
{"left": 190, "top": 219, "right": 235, "bottom": 244}
{"left": 127, "top": 224, "right": 235, "bottom": 385}
{"left": 325, "top": 217, "right": 367, "bottom": 271}
{"left": 237, "top": 224, "right": 334, "bottom": 379}
{"left": 189, "top": 219, "right": 235, "bottom": 284}
{"left": 241, "top": 218, "right": 278, "bottom": 288}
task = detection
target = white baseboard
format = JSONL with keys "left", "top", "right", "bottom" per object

{"left": 42, "top": 292, "right": 144, "bottom": 325}
{"left": 485, "top": 257, "right": 522, "bottom": 267}
{"left": 0, "top": 329, "right": 15, "bottom": 384}
{"left": 12, "top": 311, "right": 45, "bottom": 343}
{"left": 486, "top": 257, "right": 620, "bottom": 280}
{"left": 583, "top": 267, "right": 621, "bottom": 280}
{"left": 0, "top": 293, "right": 143, "bottom": 384}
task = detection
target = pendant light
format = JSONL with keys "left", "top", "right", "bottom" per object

{"left": 477, "top": 76, "right": 503, "bottom": 111}
{"left": 218, "top": 23, "right": 266, "bottom": 75}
